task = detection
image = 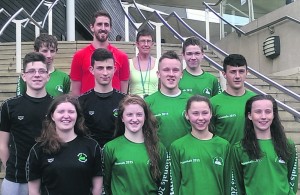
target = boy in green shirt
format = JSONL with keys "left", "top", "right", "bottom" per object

{"left": 210, "top": 54, "right": 255, "bottom": 144}
{"left": 179, "top": 37, "right": 221, "bottom": 98}
{"left": 16, "top": 33, "right": 70, "bottom": 97}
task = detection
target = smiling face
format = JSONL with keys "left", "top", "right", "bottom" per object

{"left": 185, "top": 101, "right": 212, "bottom": 132}
{"left": 248, "top": 99, "right": 274, "bottom": 134}
{"left": 122, "top": 103, "right": 145, "bottom": 134}
{"left": 52, "top": 102, "right": 77, "bottom": 133}
{"left": 136, "top": 35, "right": 154, "bottom": 56}
{"left": 183, "top": 45, "right": 204, "bottom": 71}
{"left": 22, "top": 61, "right": 50, "bottom": 93}
{"left": 90, "top": 16, "right": 111, "bottom": 43}
{"left": 157, "top": 58, "right": 182, "bottom": 94}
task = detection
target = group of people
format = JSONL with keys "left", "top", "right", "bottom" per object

{"left": 0, "top": 9, "right": 297, "bottom": 195}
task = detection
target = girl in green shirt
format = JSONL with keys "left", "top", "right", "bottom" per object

{"left": 231, "top": 94, "right": 298, "bottom": 194}
{"left": 170, "top": 95, "right": 231, "bottom": 195}
{"left": 103, "top": 95, "right": 167, "bottom": 195}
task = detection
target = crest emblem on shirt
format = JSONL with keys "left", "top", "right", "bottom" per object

{"left": 89, "top": 111, "right": 95, "bottom": 115}
{"left": 47, "top": 158, "right": 54, "bottom": 163}
{"left": 203, "top": 88, "right": 212, "bottom": 95}
{"left": 113, "top": 108, "right": 118, "bottom": 117}
{"left": 213, "top": 157, "right": 224, "bottom": 166}
{"left": 18, "top": 116, "right": 24, "bottom": 120}
{"left": 56, "top": 85, "right": 63, "bottom": 92}
{"left": 77, "top": 153, "right": 87, "bottom": 163}
{"left": 275, "top": 157, "right": 286, "bottom": 164}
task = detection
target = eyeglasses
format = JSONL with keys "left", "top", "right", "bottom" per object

{"left": 24, "top": 69, "right": 48, "bottom": 75}
{"left": 138, "top": 40, "right": 153, "bottom": 45}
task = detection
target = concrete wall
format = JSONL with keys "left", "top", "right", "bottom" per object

{"left": 215, "top": 1, "right": 300, "bottom": 76}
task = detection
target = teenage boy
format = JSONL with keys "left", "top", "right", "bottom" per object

{"left": 16, "top": 33, "right": 70, "bottom": 97}
{"left": 210, "top": 54, "right": 256, "bottom": 144}
{"left": 179, "top": 37, "right": 221, "bottom": 98}
{"left": 70, "top": 10, "right": 129, "bottom": 96}
{"left": 0, "top": 52, "right": 53, "bottom": 195}
{"left": 145, "top": 51, "right": 191, "bottom": 150}
{"left": 78, "top": 48, "right": 125, "bottom": 147}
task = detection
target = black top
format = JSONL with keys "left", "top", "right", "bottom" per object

{"left": 78, "top": 89, "right": 125, "bottom": 147}
{"left": 27, "top": 136, "right": 103, "bottom": 195}
{"left": 0, "top": 93, "right": 53, "bottom": 183}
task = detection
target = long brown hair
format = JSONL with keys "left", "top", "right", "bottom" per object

{"left": 37, "top": 94, "right": 88, "bottom": 154}
{"left": 116, "top": 95, "right": 161, "bottom": 182}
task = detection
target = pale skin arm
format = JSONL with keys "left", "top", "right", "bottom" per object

{"left": 120, "top": 80, "right": 129, "bottom": 94}
{"left": 28, "top": 179, "right": 41, "bottom": 195}
{"left": 0, "top": 131, "right": 10, "bottom": 169}
{"left": 92, "top": 176, "right": 103, "bottom": 195}
{"left": 70, "top": 80, "right": 81, "bottom": 97}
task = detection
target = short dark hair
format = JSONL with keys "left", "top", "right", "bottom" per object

{"left": 90, "top": 10, "right": 112, "bottom": 26}
{"left": 158, "top": 51, "right": 182, "bottom": 70}
{"left": 34, "top": 33, "right": 58, "bottom": 52}
{"left": 182, "top": 36, "right": 204, "bottom": 53}
{"left": 91, "top": 48, "right": 114, "bottom": 67}
{"left": 223, "top": 54, "right": 247, "bottom": 72}
{"left": 23, "top": 52, "right": 47, "bottom": 72}
{"left": 136, "top": 29, "right": 154, "bottom": 42}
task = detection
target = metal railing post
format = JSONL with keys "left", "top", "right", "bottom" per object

{"left": 149, "top": 21, "right": 163, "bottom": 59}
{"left": 13, "top": 19, "right": 27, "bottom": 73}
{"left": 44, "top": 1, "right": 54, "bottom": 35}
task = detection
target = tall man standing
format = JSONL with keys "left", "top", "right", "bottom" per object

{"left": 210, "top": 54, "right": 256, "bottom": 144}
{"left": 70, "top": 10, "right": 130, "bottom": 96}
{"left": 78, "top": 48, "right": 125, "bottom": 147}
{"left": 0, "top": 52, "right": 53, "bottom": 195}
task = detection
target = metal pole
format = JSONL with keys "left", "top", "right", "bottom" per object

{"left": 43, "top": 1, "right": 53, "bottom": 35}
{"left": 66, "top": 0, "right": 75, "bottom": 41}
{"left": 205, "top": 8, "right": 210, "bottom": 49}
{"left": 13, "top": 19, "right": 27, "bottom": 73}
{"left": 123, "top": 4, "right": 130, "bottom": 42}
{"left": 150, "top": 21, "right": 163, "bottom": 59}
{"left": 248, "top": 0, "right": 254, "bottom": 22}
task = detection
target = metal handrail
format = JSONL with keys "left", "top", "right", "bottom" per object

{"left": 0, "top": 8, "right": 43, "bottom": 36}
{"left": 23, "top": 0, "right": 46, "bottom": 27}
{"left": 41, "top": 0, "right": 60, "bottom": 28}
{"left": 131, "top": 0, "right": 154, "bottom": 30}
{"left": 119, "top": 0, "right": 139, "bottom": 30}
{"left": 224, "top": 3, "right": 248, "bottom": 18}
{"left": 123, "top": 4, "right": 300, "bottom": 119}
{"left": 203, "top": 2, "right": 300, "bottom": 36}
{"left": 0, "top": 8, "right": 11, "bottom": 17}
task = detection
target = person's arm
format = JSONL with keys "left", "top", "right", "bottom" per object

{"left": 120, "top": 80, "right": 129, "bottom": 94}
{"left": 92, "top": 176, "right": 103, "bottom": 195}
{"left": 231, "top": 145, "right": 245, "bottom": 194}
{"left": 70, "top": 80, "right": 81, "bottom": 97}
{"left": 28, "top": 179, "right": 41, "bottom": 195}
{"left": 0, "top": 131, "right": 10, "bottom": 169}
{"left": 170, "top": 145, "right": 180, "bottom": 195}
{"left": 287, "top": 140, "right": 298, "bottom": 193}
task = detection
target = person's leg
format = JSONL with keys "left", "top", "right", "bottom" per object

{"left": 1, "top": 179, "right": 28, "bottom": 195}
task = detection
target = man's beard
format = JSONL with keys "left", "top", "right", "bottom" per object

{"left": 95, "top": 30, "right": 109, "bottom": 42}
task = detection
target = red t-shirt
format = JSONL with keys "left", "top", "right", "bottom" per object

{"left": 70, "top": 44, "right": 129, "bottom": 94}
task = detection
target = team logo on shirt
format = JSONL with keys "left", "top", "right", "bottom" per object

{"left": 55, "top": 85, "right": 63, "bottom": 93}
{"left": 113, "top": 108, "right": 118, "bottom": 117}
{"left": 77, "top": 153, "right": 87, "bottom": 163}
{"left": 275, "top": 157, "right": 286, "bottom": 164}
{"left": 47, "top": 158, "right": 54, "bottom": 163}
{"left": 18, "top": 116, "right": 24, "bottom": 120}
{"left": 203, "top": 88, "right": 212, "bottom": 95}
{"left": 89, "top": 111, "right": 95, "bottom": 115}
{"left": 213, "top": 157, "right": 224, "bottom": 166}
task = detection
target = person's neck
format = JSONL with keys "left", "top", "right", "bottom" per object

{"left": 48, "top": 64, "right": 55, "bottom": 73}
{"left": 124, "top": 130, "right": 144, "bottom": 143}
{"left": 225, "top": 87, "right": 246, "bottom": 96}
{"left": 255, "top": 129, "right": 271, "bottom": 140}
{"left": 160, "top": 87, "right": 181, "bottom": 97}
{"left": 26, "top": 89, "right": 47, "bottom": 98}
{"left": 186, "top": 66, "right": 203, "bottom": 76}
{"left": 191, "top": 129, "right": 213, "bottom": 140}
{"left": 56, "top": 129, "right": 77, "bottom": 142}
{"left": 94, "top": 84, "right": 113, "bottom": 93}
{"left": 138, "top": 53, "right": 151, "bottom": 61}
{"left": 92, "top": 39, "right": 109, "bottom": 49}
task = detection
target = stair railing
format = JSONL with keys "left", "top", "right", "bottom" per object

{"left": 118, "top": 1, "right": 300, "bottom": 120}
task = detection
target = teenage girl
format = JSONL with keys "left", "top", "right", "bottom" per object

{"left": 170, "top": 95, "right": 231, "bottom": 195}
{"left": 103, "top": 95, "right": 167, "bottom": 194}
{"left": 231, "top": 94, "right": 298, "bottom": 194}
